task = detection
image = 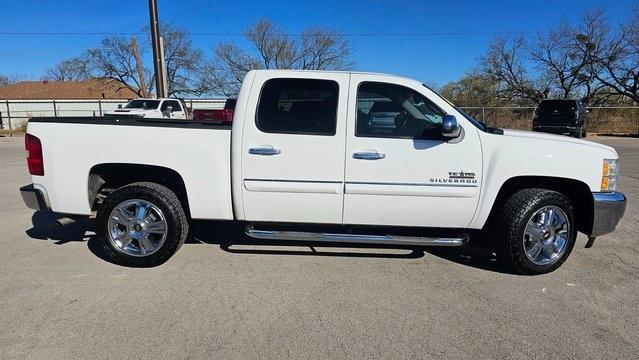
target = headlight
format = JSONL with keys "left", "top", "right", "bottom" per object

{"left": 601, "top": 159, "right": 619, "bottom": 191}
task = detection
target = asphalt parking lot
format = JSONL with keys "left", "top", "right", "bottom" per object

{"left": 1, "top": 135, "right": 637, "bottom": 359}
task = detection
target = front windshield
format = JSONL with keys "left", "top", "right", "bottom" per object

{"left": 125, "top": 99, "right": 160, "bottom": 110}
{"left": 421, "top": 84, "right": 487, "bottom": 131}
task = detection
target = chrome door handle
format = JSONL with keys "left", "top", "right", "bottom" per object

{"left": 353, "top": 151, "right": 385, "bottom": 160}
{"left": 249, "top": 145, "right": 281, "bottom": 156}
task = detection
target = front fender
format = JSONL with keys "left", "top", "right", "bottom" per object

{"left": 470, "top": 131, "right": 614, "bottom": 229}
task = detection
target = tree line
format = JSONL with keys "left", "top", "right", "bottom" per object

{"left": 1, "top": 5, "right": 637, "bottom": 106}
{"left": 441, "top": 7, "right": 639, "bottom": 107}
{"left": 35, "top": 20, "right": 353, "bottom": 98}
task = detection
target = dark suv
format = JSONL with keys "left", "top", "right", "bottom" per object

{"left": 533, "top": 99, "right": 587, "bottom": 138}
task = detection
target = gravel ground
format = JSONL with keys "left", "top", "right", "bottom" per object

{"left": 0, "top": 135, "right": 637, "bottom": 359}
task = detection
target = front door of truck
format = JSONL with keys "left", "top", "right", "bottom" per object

{"left": 160, "top": 100, "right": 186, "bottom": 119}
{"left": 240, "top": 72, "right": 349, "bottom": 224}
{"left": 342, "top": 74, "right": 482, "bottom": 228}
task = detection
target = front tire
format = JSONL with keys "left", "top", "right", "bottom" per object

{"left": 96, "top": 182, "right": 189, "bottom": 267}
{"left": 491, "top": 189, "right": 577, "bottom": 275}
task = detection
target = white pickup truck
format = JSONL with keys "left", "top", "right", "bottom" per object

{"left": 20, "top": 70, "right": 626, "bottom": 274}
{"left": 104, "top": 98, "right": 188, "bottom": 119}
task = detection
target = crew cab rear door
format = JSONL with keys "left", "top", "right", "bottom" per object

{"left": 342, "top": 74, "right": 482, "bottom": 228}
{"left": 240, "top": 72, "right": 349, "bottom": 223}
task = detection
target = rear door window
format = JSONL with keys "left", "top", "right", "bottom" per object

{"left": 256, "top": 78, "right": 339, "bottom": 136}
{"left": 161, "top": 100, "right": 182, "bottom": 112}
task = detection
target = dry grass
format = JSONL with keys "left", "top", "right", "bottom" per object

{"left": 466, "top": 107, "right": 639, "bottom": 135}
{"left": 0, "top": 121, "right": 27, "bottom": 136}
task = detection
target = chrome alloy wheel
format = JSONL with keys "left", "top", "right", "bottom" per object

{"left": 107, "top": 199, "right": 168, "bottom": 257}
{"left": 523, "top": 206, "right": 570, "bottom": 265}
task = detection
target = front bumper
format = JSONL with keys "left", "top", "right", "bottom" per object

{"left": 20, "top": 184, "right": 50, "bottom": 211}
{"left": 590, "top": 192, "right": 626, "bottom": 237}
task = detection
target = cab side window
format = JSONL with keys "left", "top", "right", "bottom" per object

{"left": 356, "top": 82, "right": 444, "bottom": 139}
{"left": 161, "top": 100, "right": 182, "bottom": 112}
{"left": 257, "top": 78, "right": 339, "bottom": 136}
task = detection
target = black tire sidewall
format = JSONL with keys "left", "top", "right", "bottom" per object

{"left": 97, "top": 183, "right": 186, "bottom": 267}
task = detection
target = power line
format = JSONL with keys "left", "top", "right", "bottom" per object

{"left": 0, "top": 31, "right": 528, "bottom": 37}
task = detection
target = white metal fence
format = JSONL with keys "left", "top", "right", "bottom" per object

{"left": 0, "top": 99, "right": 226, "bottom": 131}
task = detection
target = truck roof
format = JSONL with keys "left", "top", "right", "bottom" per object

{"left": 130, "top": 97, "right": 178, "bottom": 101}
{"left": 249, "top": 69, "right": 415, "bottom": 82}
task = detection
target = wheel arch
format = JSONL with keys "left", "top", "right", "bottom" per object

{"left": 88, "top": 163, "right": 190, "bottom": 217}
{"left": 483, "top": 176, "right": 593, "bottom": 235}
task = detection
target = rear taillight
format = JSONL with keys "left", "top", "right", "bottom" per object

{"left": 25, "top": 133, "right": 44, "bottom": 176}
{"left": 216, "top": 109, "right": 234, "bottom": 124}
{"left": 193, "top": 109, "right": 234, "bottom": 124}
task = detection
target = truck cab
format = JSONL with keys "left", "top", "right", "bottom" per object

{"left": 105, "top": 98, "right": 188, "bottom": 119}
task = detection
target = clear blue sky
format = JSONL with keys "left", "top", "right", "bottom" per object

{"left": 1, "top": 0, "right": 636, "bottom": 87}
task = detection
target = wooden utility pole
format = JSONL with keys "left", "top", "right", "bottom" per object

{"left": 131, "top": 37, "right": 148, "bottom": 98}
{"left": 148, "top": 0, "right": 166, "bottom": 98}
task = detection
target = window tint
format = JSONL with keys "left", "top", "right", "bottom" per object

{"left": 356, "top": 82, "right": 445, "bottom": 139}
{"left": 161, "top": 100, "right": 182, "bottom": 112}
{"left": 257, "top": 78, "right": 339, "bottom": 135}
{"left": 537, "top": 100, "right": 579, "bottom": 115}
{"left": 125, "top": 100, "right": 160, "bottom": 110}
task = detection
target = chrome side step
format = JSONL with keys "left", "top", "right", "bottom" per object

{"left": 245, "top": 226, "right": 469, "bottom": 247}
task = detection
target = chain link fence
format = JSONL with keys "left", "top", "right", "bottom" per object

{"left": 461, "top": 106, "right": 639, "bottom": 135}
{"left": 1, "top": 100, "right": 638, "bottom": 136}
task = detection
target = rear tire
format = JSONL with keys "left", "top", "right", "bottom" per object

{"left": 96, "top": 182, "right": 189, "bottom": 267}
{"left": 491, "top": 188, "right": 577, "bottom": 275}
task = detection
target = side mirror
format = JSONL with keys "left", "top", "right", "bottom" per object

{"left": 442, "top": 114, "right": 461, "bottom": 138}
{"left": 117, "top": 104, "right": 123, "bottom": 109}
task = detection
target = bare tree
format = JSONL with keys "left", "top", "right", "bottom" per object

{"left": 45, "top": 22, "right": 204, "bottom": 97}
{"left": 0, "top": 73, "right": 29, "bottom": 87}
{"left": 245, "top": 21, "right": 298, "bottom": 69}
{"left": 152, "top": 23, "right": 206, "bottom": 96}
{"left": 83, "top": 36, "right": 154, "bottom": 97}
{"left": 529, "top": 22, "right": 588, "bottom": 99}
{"left": 206, "top": 20, "right": 354, "bottom": 96}
{"left": 527, "top": 11, "right": 614, "bottom": 106}
{"left": 300, "top": 27, "right": 354, "bottom": 70}
{"left": 584, "top": 8, "right": 639, "bottom": 103}
{"left": 440, "top": 6, "right": 639, "bottom": 108}
{"left": 202, "top": 44, "right": 261, "bottom": 97}
{"left": 481, "top": 35, "right": 548, "bottom": 104}
{"left": 43, "top": 57, "right": 89, "bottom": 81}
{"left": 0, "top": 74, "right": 14, "bottom": 87}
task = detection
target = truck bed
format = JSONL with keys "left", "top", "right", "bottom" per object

{"left": 27, "top": 117, "right": 234, "bottom": 220}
